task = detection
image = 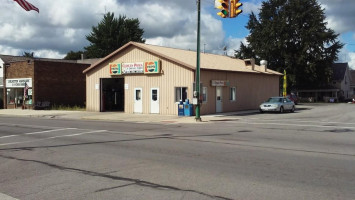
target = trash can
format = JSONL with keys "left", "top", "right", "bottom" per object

{"left": 178, "top": 100, "right": 184, "bottom": 116}
{"left": 184, "top": 100, "right": 194, "bottom": 116}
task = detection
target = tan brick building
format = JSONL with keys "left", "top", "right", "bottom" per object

{"left": 3, "top": 57, "right": 90, "bottom": 109}
{"left": 84, "top": 42, "right": 282, "bottom": 115}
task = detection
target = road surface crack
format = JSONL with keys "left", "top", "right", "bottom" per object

{"left": 0, "top": 154, "right": 233, "bottom": 200}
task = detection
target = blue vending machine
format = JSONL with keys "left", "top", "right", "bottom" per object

{"left": 178, "top": 101, "right": 184, "bottom": 116}
{"left": 184, "top": 100, "right": 194, "bottom": 116}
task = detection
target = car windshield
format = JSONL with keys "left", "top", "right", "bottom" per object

{"left": 266, "top": 98, "right": 282, "bottom": 103}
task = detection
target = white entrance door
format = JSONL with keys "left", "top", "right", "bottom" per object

{"left": 216, "top": 86, "right": 223, "bottom": 113}
{"left": 134, "top": 88, "right": 142, "bottom": 113}
{"left": 150, "top": 88, "right": 159, "bottom": 114}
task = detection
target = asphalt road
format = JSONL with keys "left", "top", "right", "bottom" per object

{"left": 0, "top": 103, "right": 354, "bottom": 200}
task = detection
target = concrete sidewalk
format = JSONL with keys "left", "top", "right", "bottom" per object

{"left": 0, "top": 109, "right": 258, "bottom": 124}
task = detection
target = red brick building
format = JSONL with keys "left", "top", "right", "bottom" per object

{"left": 3, "top": 58, "right": 90, "bottom": 109}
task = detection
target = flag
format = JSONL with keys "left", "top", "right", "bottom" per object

{"left": 283, "top": 69, "right": 287, "bottom": 97}
{"left": 24, "top": 82, "right": 30, "bottom": 99}
{"left": 14, "top": 0, "right": 39, "bottom": 13}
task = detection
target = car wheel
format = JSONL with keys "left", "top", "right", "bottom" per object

{"left": 290, "top": 106, "right": 295, "bottom": 113}
{"left": 260, "top": 109, "right": 264, "bottom": 113}
{"left": 280, "top": 106, "right": 284, "bottom": 113}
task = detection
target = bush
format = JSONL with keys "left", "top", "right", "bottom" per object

{"left": 50, "top": 104, "right": 85, "bottom": 111}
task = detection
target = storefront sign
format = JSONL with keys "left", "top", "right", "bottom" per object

{"left": 109, "top": 61, "right": 161, "bottom": 75}
{"left": 144, "top": 61, "right": 161, "bottom": 74}
{"left": 211, "top": 80, "right": 230, "bottom": 87}
{"left": 109, "top": 63, "right": 121, "bottom": 75}
{"left": 6, "top": 78, "right": 32, "bottom": 88}
{"left": 122, "top": 62, "right": 144, "bottom": 74}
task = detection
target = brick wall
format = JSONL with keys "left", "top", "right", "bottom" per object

{"left": 4, "top": 60, "right": 35, "bottom": 109}
{"left": 6, "top": 60, "right": 35, "bottom": 78}
{"left": 34, "top": 61, "right": 89, "bottom": 107}
{"left": 5, "top": 59, "right": 90, "bottom": 109}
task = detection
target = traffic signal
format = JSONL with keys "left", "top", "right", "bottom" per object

{"left": 215, "top": 0, "right": 229, "bottom": 18}
{"left": 230, "top": 0, "right": 243, "bottom": 18}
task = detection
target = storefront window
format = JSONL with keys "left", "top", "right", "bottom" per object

{"left": 175, "top": 87, "right": 187, "bottom": 102}
{"left": 7, "top": 88, "right": 33, "bottom": 106}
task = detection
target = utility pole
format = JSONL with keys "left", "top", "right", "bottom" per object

{"left": 195, "top": 0, "right": 202, "bottom": 122}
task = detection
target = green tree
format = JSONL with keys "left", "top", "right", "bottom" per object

{"left": 235, "top": 0, "right": 343, "bottom": 90}
{"left": 84, "top": 12, "right": 145, "bottom": 58}
{"left": 22, "top": 51, "right": 34, "bottom": 58}
{"left": 64, "top": 50, "right": 84, "bottom": 60}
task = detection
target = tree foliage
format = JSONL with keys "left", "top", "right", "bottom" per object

{"left": 84, "top": 12, "right": 145, "bottom": 58}
{"left": 235, "top": 0, "right": 343, "bottom": 89}
{"left": 64, "top": 50, "right": 84, "bottom": 60}
{"left": 22, "top": 51, "right": 34, "bottom": 58}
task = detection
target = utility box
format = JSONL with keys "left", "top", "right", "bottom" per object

{"left": 178, "top": 101, "right": 184, "bottom": 116}
{"left": 184, "top": 100, "right": 194, "bottom": 116}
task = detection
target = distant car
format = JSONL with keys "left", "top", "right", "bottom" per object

{"left": 259, "top": 97, "right": 295, "bottom": 113}
{"left": 286, "top": 93, "right": 299, "bottom": 104}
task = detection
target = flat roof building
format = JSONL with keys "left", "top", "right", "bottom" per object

{"left": 1, "top": 56, "right": 90, "bottom": 109}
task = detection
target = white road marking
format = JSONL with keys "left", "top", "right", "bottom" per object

{"left": 233, "top": 121, "right": 355, "bottom": 130}
{"left": 0, "top": 128, "right": 77, "bottom": 139}
{"left": 25, "top": 128, "right": 77, "bottom": 135}
{"left": 0, "top": 135, "right": 17, "bottom": 139}
{"left": 249, "top": 119, "right": 355, "bottom": 126}
{"left": 0, "top": 122, "right": 68, "bottom": 129}
{"left": 0, "top": 130, "right": 106, "bottom": 146}
{"left": 0, "top": 193, "right": 18, "bottom": 200}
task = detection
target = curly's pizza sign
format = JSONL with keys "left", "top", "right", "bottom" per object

{"left": 109, "top": 61, "right": 161, "bottom": 75}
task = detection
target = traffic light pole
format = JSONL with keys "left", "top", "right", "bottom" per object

{"left": 195, "top": 0, "right": 202, "bottom": 122}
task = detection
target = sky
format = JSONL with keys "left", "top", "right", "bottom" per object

{"left": 1, "top": 0, "right": 355, "bottom": 69}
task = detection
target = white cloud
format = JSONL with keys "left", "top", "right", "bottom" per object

{"left": 242, "top": 1, "right": 262, "bottom": 15}
{"left": 348, "top": 52, "right": 355, "bottom": 70}
{"left": 337, "top": 48, "right": 355, "bottom": 69}
{"left": 0, "top": 45, "right": 22, "bottom": 56}
{"left": 35, "top": 49, "right": 65, "bottom": 59}
{"left": 318, "top": 0, "right": 355, "bottom": 34}
{"left": 1, "top": 0, "right": 353, "bottom": 64}
{"left": 1, "top": 0, "right": 229, "bottom": 58}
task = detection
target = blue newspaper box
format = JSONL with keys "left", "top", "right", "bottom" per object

{"left": 184, "top": 100, "right": 194, "bottom": 116}
{"left": 178, "top": 101, "right": 184, "bottom": 116}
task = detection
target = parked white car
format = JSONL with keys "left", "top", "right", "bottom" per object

{"left": 259, "top": 97, "right": 295, "bottom": 113}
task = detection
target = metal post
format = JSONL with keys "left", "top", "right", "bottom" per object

{"left": 195, "top": 0, "right": 202, "bottom": 122}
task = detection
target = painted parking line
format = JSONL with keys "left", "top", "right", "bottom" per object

{"left": 0, "top": 128, "right": 77, "bottom": 139}
{"left": 0, "top": 130, "right": 107, "bottom": 146}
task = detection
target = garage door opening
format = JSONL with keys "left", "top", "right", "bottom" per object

{"left": 100, "top": 78, "right": 124, "bottom": 112}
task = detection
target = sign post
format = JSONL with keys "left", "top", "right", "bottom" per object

{"left": 195, "top": 0, "right": 202, "bottom": 122}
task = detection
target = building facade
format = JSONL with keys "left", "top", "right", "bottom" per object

{"left": 3, "top": 58, "right": 90, "bottom": 109}
{"left": 297, "top": 63, "right": 352, "bottom": 102}
{"left": 0, "top": 55, "right": 30, "bottom": 109}
{"left": 350, "top": 70, "right": 355, "bottom": 99}
{"left": 84, "top": 42, "right": 282, "bottom": 115}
